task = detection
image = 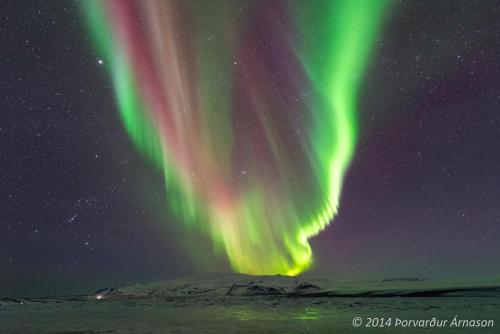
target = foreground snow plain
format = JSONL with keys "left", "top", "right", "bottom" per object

{"left": 1, "top": 273, "right": 499, "bottom": 333}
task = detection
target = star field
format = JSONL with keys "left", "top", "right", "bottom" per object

{"left": 1, "top": 0, "right": 500, "bottom": 297}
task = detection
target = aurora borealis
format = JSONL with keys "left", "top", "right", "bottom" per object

{"left": 82, "top": 0, "right": 388, "bottom": 275}
{"left": 3, "top": 0, "right": 500, "bottom": 300}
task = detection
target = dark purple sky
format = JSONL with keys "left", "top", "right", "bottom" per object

{"left": 1, "top": 1, "right": 499, "bottom": 297}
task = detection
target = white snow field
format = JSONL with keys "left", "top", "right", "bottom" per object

{"left": 1, "top": 273, "right": 499, "bottom": 333}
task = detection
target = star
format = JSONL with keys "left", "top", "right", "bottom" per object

{"left": 68, "top": 213, "right": 78, "bottom": 223}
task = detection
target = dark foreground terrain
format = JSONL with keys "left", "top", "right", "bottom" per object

{"left": 1, "top": 274, "right": 499, "bottom": 333}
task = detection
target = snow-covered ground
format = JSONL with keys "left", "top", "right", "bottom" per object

{"left": 1, "top": 273, "right": 499, "bottom": 333}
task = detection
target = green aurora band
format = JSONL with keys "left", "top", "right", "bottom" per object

{"left": 82, "top": 0, "right": 390, "bottom": 275}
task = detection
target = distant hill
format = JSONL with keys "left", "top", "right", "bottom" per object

{"left": 87, "top": 273, "right": 500, "bottom": 300}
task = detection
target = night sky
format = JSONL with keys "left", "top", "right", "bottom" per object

{"left": 1, "top": 0, "right": 500, "bottom": 298}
